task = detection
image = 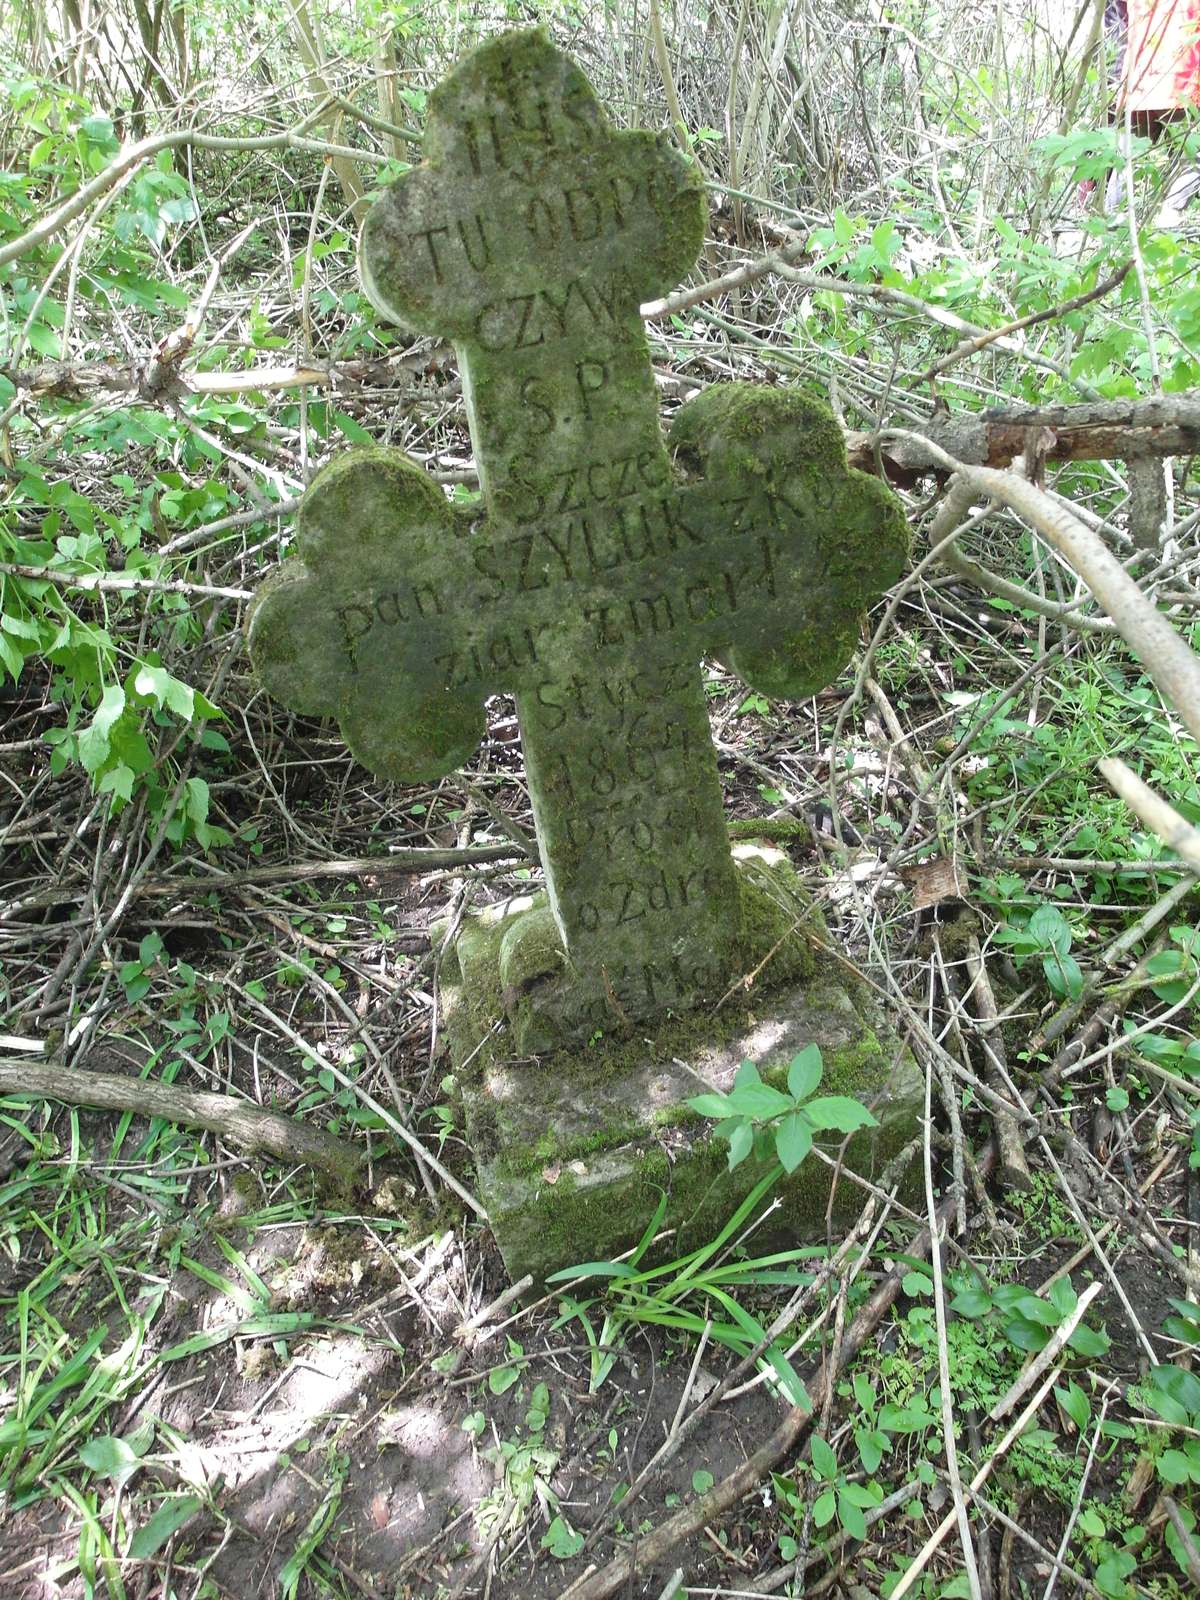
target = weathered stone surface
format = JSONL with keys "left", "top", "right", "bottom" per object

{"left": 446, "top": 847, "right": 922, "bottom": 1284}
{"left": 247, "top": 26, "right": 908, "bottom": 1044}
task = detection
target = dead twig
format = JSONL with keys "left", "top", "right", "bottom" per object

{"left": 0, "top": 1059, "right": 359, "bottom": 1183}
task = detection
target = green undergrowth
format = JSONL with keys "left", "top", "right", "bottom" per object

{"left": 0, "top": 1101, "right": 408, "bottom": 1532}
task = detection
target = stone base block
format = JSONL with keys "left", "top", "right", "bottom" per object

{"left": 441, "top": 848, "right": 921, "bottom": 1284}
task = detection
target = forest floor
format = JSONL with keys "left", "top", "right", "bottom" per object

{"left": 3, "top": 598, "right": 1200, "bottom": 1599}
{"left": 3, "top": 11, "right": 1200, "bottom": 1587}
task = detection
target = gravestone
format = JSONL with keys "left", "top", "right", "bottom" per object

{"left": 249, "top": 28, "right": 919, "bottom": 1279}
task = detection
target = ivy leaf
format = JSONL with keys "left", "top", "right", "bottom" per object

{"left": 540, "top": 1516, "right": 584, "bottom": 1558}
{"left": 802, "top": 1096, "right": 877, "bottom": 1133}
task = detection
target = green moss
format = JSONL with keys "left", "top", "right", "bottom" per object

{"left": 727, "top": 816, "right": 812, "bottom": 844}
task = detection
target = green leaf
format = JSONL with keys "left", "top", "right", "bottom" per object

{"left": 97, "top": 763, "right": 134, "bottom": 803}
{"left": 856, "top": 1428, "right": 883, "bottom": 1474}
{"left": 812, "top": 1488, "right": 837, "bottom": 1527}
{"left": 950, "top": 1288, "right": 992, "bottom": 1318}
{"left": 692, "top": 1468, "right": 714, "bottom": 1494}
{"left": 838, "top": 1493, "right": 869, "bottom": 1540}
{"left": 802, "top": 1096, "right": 877, "bottom": 1133}
{"left": 775, "top": 1112, "right": 812, "bottom": 1174}
{"left": 78, "top": 683, "right": 126, "bottom": 772}
{"left": 1157, "top": 1449, "right": 1192, "bottom": 1485}
{"left": 841, "top": 1481, "right": 882, "bottom": 1509}
{"left": 810, "top": 1433, "right": 837, "bottom": 1481}
{"left": 687, "top": 1092, "right": 730, "bottom": 1119}
{"left": 1066, "top": 1323, "right": 1109, "bottom": 1358}
{"left": 546, "top": 1260, "right": 637, "bottom": 1283}
{"left": 903, "top": 1271, "right": 933, "bottom": 1297}
{"left": 79, "top": 1435, "right": 139, "bottom": 1480}
{"left": 727, "top": 1118, "right": 753, "bottom": 1170}
{"left": 540, "top": 1515, "right": 584, "bottom": 1558}
{"left": 787, "top": 1045, "right": 823, "bottom": 1100}
{"left": 128, "top": 1495, "right": 202, "bottom": 1559}
{"left": 724, "top": 1081, "right": 793, "bottom": 1118}
{"left": 133, "top": 663, "right": 170, "bottom": 707}
{"left": 1151, "top": 1364, "right": 1200, "bottom": 1414}
{"left": 1047, "top": 1277, "right": 1077, "bottom": 1318}
{"left": 488, "top": 1364, "right": 521, "bottom": 1395}
{"left": 1077, "top": 1506, "right": 1105, "bottom": 1539}
{"left": 1029, "top": 903, "right": 1071, "bottom": 953}
{"left": 1055, "top": 1380, "right": 1091, "bottom": 1432}
{"left": 1004, "top": 1315, "right": 1050, "bottom": 1353}
{"left": 878, "top": 1402, "right": 937, "bottom": 1433}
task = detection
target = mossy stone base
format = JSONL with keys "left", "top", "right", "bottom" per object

{"left": 441, "top": 846, "right": 921, "bottom": 1284}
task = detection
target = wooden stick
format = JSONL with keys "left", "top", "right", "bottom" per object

{"left": 0, "top": 1060, "right": 359, "bottom": 1183}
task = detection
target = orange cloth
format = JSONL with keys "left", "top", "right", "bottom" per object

{"left": 1120, "top": 0, "right": 1200, "bottom": 110}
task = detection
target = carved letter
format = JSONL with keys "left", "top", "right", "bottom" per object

{"left": 413, "top": 225, "right": 450, "bottom": 281}
{"left": 524, "top": 195, "right": 560, "bottom": 247}
{"left": 575, "top": 359, "right": 608, "bottom": 419}
{"left": 627, "top": 593, "right": 674, "bottom": 637}
{"left": 562, "top": 185, "right": 601, "bottom": 241}
{"left": 336, "top": 604, "right": 373, "bottom": 649}
{"left": 456, "top": 214, "right": 491, "bottom": 271}
{"left": 375, "top": 590, "right": 405, "bottom": 625}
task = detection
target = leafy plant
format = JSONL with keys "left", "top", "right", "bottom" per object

{"left": 949, "top": 1272, "right": 1109, "bottom": 1359}
{"left": 993, "top": 902, "right": 1084, "bottom": 1000}
{"left": 687, "top": 1045, "right": 877, "bottom": 1175}
{"left": 775, "top": 1430, "right": 884, "bottom": 1544}
{"left": 550, "top": 1179, "right": 823, "bottom": 1408}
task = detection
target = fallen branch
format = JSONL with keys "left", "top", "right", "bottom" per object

{"left": 0, "top": 561, "right": 251, "bottom": 602}
{"left": 894, "top": 441, "right": 1200, "bottom": 750}
{"left": 4, "top": 356, "right": 433, "bottom": 405}
{"left": 1098, "top": 759, "right": 1200, "bottom": 871}
{"left": 918, "top": 263, "right": 1131, "bottom": 383}
{"left": 1, "top": 845, "right": 530, "bottom": 916}
{"left": 854, "top": 392, "right": 1200, "bottom": 478}
{"left": 0, "top": 1060, "right": 360, "bottom": 1184}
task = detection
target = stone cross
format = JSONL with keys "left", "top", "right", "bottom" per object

{"left": 248, "top": 28, "right": 907, "bottom": 1044}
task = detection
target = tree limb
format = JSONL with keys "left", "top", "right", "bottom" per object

{"left": 856, "top": 393, "right": 1200, "bottom": 478}
{"left": 0, "top": 1060, "right": 360, "bottom": 1184}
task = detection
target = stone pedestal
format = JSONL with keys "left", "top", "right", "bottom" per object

{"left": 440, "top": 845, "right": 922, "bottom": 1283}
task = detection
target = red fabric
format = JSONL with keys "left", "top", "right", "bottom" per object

{"left": 1121, "top": 0, "right": 1200, "bottom": 111}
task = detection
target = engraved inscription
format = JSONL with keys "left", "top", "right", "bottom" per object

{"left": 248, "top": 29, "right": 908, "bottom": 1046}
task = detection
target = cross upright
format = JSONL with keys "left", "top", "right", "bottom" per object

{"left": 249, "top": 28, "right": 907, "bottom": 1048}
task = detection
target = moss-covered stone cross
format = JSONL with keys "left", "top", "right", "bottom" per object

{"left": 248, "top": 28, "right": 907, "bottom": 1043}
